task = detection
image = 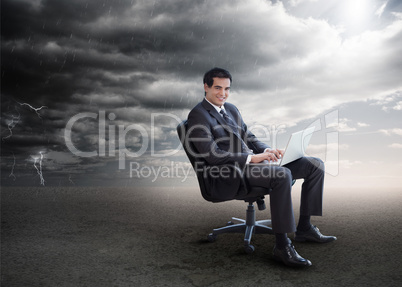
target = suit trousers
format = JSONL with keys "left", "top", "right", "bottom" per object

{"left": 241, "top": 157, "right": 325, "bottom": 234}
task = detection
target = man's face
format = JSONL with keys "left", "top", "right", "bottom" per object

{"left": 204, "top": 77, "right": 231, "bottom": 107}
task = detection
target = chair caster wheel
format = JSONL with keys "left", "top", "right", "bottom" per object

{"left": 207, "top": 233, "right": 217, "bottom": 242}
{"left": 226, "top": 221, "right": 234, "bottom": 226}
{"left": 244, "top": 244, "right": 255, "bottom": 254}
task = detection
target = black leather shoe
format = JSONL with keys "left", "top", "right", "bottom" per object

{"left": 295, "top": 225, "right": 337, "bottom": 243}
{"left": 273, "top": 241, "right": 312, "bottom": 267}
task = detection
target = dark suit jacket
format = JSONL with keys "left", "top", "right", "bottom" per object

{"left": 187, "top": 99, "right": 270, "bottom": 200}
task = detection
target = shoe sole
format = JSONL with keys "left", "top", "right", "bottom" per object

{"left": 272, "top": 255, "right": 312, "bottom": 267}
{"left": 294, "top": 236, "right": 337, "bottom": 243}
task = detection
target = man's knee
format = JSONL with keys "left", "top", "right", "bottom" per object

{"left": 310, "top": 157, "right": 325, "bottom": 173}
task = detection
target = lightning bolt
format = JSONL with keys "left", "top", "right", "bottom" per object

{"left": 9, "top": 153, "right": 16, "bottom": 181}
{"left": 2, "top": 112, "right": 21, "bottom": 141}
{"left": 3, "top": 100, "right": 50, "bottom": 186}
{"left": 3, "top": 102, "right": 46, "bottom": 141}
{"left": 17, "top": 102, "right": 47, "bottom": 185}
{"left": 17, "top": 102, "right": 47, "bottom": 118}
{"left": 68, "top": 174, "right": 75, "bottom": 185}
{"left": 33, "top": 152, "right": 45, "bottom": 186}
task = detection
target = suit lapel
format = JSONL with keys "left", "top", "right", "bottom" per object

{"left": 201, "top": 99, "right": 249, "bottom": 153}
{"left": 201, "top": 99, "right": 233, "bottom": 134}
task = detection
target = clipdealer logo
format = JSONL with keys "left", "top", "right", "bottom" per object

{"left": 64, "top": 111, "right": 183, "bottom": 169}
{"left": 64, "top": 110, "right": 339, "bottom": 179}
{"left": 305, "top": 110, "right": 339, "bottom": 176}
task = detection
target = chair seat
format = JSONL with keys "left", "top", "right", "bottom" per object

{"left": 236, "top": 186, "right": 271, "bottom": 201}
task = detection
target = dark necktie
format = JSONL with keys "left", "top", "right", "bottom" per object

{"left": 220, "top": 110, "right": 253, "bottom": 154}
{"left": 220, "top": 110, "right": 240, "bottom": 135}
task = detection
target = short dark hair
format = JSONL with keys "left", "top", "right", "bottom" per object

{"left": 203, "top": 67, "right": 232, "bottom": 87}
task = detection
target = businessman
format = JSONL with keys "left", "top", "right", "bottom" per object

{"left": 187, "top": 67, "right": 336, "bottom": 267}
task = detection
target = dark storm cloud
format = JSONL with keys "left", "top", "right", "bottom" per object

{"left": 385, "top": 0, "right": 402, "bottom": 14}
{"left": 2, "top": 0, "right": 156, "bottom": 105}
{"left": 1, "top": 0, "right": 285, "bottom": 112}
{"left": 1, "top": 0, "right": 134, "bottom": 38}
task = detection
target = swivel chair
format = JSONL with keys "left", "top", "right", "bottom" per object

{"left": 177, "top": 120, "right": 275, "bottom": 254}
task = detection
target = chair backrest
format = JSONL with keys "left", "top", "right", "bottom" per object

{"left": 177, "top": 120, "right": 215, "bottom": 202}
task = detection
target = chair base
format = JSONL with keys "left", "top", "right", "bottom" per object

{"left": 207, "top": 202, "right": 274, "bottom": 254}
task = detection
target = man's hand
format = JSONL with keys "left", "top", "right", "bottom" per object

{"left": 250, "top": 149, "right": 284, "bottom": 163}
{"left": 266, "top": 148, "right": 284, "bottom": 159}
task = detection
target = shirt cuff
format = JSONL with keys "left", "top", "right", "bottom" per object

{"left": 264, "top": 148, "right": 271, "bottom": 153}
{"left": 246, "top": 155, "right": 252, "bottom": 164}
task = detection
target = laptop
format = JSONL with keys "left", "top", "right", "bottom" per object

{"left": 250, "top": 126, "right": 315, "bottom": 166}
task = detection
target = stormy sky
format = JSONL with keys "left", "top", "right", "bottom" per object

{"left": 1, "top": 0, "right": 402, "bottom": 188}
